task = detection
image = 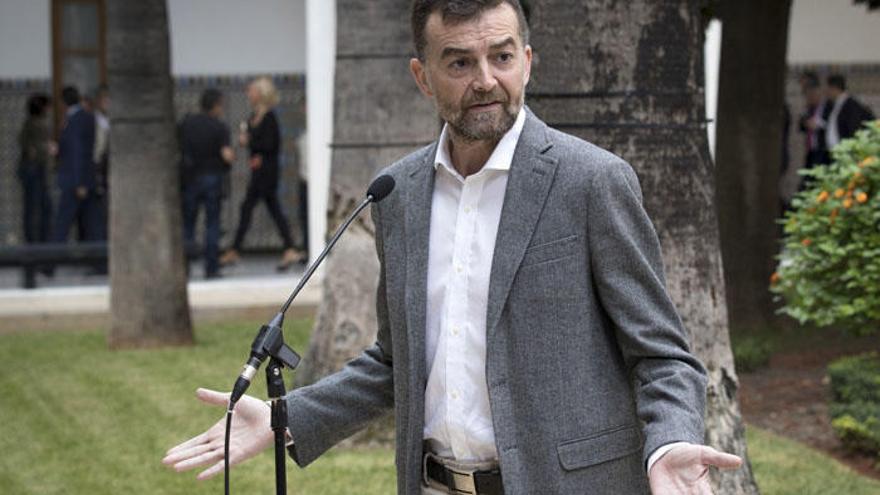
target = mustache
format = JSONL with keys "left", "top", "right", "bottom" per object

{"left": 463, "top": 90, "right": 508, "bottom": 107}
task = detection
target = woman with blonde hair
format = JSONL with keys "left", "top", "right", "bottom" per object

{"left": 220, "top": 76, "right": 304, "bottom": 270}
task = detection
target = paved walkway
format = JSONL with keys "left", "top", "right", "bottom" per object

{"left": 0, "top": 254, "right": 320, "bottom": 331}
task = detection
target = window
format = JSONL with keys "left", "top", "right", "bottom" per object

{"left": 52, "top": 0, "right": 105, "bottom": 129}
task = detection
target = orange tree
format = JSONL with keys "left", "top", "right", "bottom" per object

{"left": 772, "top": 120, "right": 880, "bottom": 332}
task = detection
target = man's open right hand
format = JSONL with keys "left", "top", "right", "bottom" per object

{"left": 162, "top": 388, "right": 274, "bottom": 480}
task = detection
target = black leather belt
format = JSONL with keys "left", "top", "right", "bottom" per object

{"left": 423, "top": 453, "right": 504, "bottom": 495}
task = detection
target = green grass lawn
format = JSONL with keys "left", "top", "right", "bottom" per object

{"left": 0, "top": 320, "right": 878, "bottom": 494}
{"left": 748, "top": 427, "right": 880, "bottom": 495}
{"left": 0, "top": 319, "right": 396, "bottom": 494}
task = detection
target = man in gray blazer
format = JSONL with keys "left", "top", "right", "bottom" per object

{"left": 164, "top": 1, "right": 742, "bottom": 493}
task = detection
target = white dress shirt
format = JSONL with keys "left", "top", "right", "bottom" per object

{"left": 421, "top": 106, "right": 684, "bottom": 471}
{"left": 423, "top": 108, "right": 525, "bottom": 462}
{"left": 826, "top": 93, "right": 849, "bottom": 148}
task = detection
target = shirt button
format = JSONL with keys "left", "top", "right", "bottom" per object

{"left": 464, "top": 206, "right": 472, "bottom": 214}
{"left": 451, "top": 325, "right": 460, "bottom": 336}
{"left": 455, "top": 264, "right": 463, "bottom": 274}
{"left": 451, "top": 390, "right": 460, "bottom": 400}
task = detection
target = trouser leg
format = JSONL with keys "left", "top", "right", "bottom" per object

{"left": 21, "top": 174, "right": 37, "bottom": 243}
{"left": 264, "top": 192, "right": 294, "bottom": 249}
{"left": 38, "top": 175, "right": 53, "bottom": 243}
{"left": 232, "top": 185, "right": 259, "bottom": 251}
{"left": 79, "top": 193, "right": 102, "bottom": 242}
{"left": 203, "top": 175, "right": 222, "bottom": 277}
{"left": 52, "top": 188, "right": 80, "bottom": 243}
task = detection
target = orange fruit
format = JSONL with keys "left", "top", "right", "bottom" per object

{"left": 817, "top": 190, "right": 830, "bottom": 202}
{"left": 802, "top": 238, "right": 812, "bottom": 247}
{"left": 843, "top": 198, "right": 854, "bottom": 209}
{"left": 834, "top": 189, "right": 845, "bottom": 198}
{"left": 856, "top": 192, "right": 868, "bottom": 203}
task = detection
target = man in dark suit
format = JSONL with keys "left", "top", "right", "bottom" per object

{"left": 798, "top": 71, "right": 829, "bottom": 171}
{"left": 165, "top": 1, "right": 741, "bottom": 494}
{"left": 822, "top": 74, "right": 876, "bottom": 151}
{"left": 179, "top": 88, "right": 234, "bottom": 279}
{"left": 52, "top": 85, "right": 99, "bottom": 243}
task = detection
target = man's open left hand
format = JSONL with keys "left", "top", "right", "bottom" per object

{"left": 648, "top": 444, "right": 742, "bottom": 495}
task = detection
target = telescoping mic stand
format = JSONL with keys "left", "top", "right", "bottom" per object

{"left": 223, "top": 175, "right": 396, "bottom": 495}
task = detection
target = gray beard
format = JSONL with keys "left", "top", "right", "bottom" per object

{"left": 443, "top": 100, "right": 521, "bottom": 143}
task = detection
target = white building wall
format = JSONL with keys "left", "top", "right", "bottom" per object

{"left": 788, "top": 0, "right": 880, "bottom": 64}
{"left": 0, "top": 0, "right": 51, "bottom": 78}
{"left": 167, "top": 0, "right": 306, "bottom": 75}
{"left": 0, "top": 0, "right": 306, "bottom": 78}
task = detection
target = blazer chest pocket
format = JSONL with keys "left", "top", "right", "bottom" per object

{"left": 520, "top": 234, "right": 579, "bottom": 269}
{"left": 556, "top": 423, "right": 643, "bottom": 471}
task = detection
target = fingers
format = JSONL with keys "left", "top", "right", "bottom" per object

{"left": 196, "top": 388, "right": 231, "bottom": 407}
{"left": 163, "top": 442, "right": 216, "bottom": 465}
{"left": 198, "top": 460, "right": 226, "bottom": 481}
{"left": 169, "top": 446, "right": 225, "bottom": 473}
{"left": 165, "top": 432, "right": 209, "bottom": 456}
{"left": 700, "top": 447, "right": 743, "bottom": 470}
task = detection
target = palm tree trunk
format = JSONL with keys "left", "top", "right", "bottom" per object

{"left": 715, "top": 0, "right": 793, "bottom": 332}
{"left": 105, "top": 0, "right": 193, "bottom": 348}
{"left": 296, "top": 0, "right": 437, "bottom": 385}
{"left": 526, "top": 1, "right": 759, "bottom": 492}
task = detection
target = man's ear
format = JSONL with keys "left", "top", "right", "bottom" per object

{"left": 409, "top": 58, "right": 434, "bottom": 98}
{"left": 523, "top": 45, "right": 533, "bottom": 87}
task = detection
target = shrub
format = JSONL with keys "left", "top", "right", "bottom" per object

{"left": 732, "top": 335, "right": 775, "bottom": 372}
{"left": 828, "top": 353, "right": 880, "bottom": 465}
{"left": 771, "top": 120, "right": 880, "bottom": 332}
{"left": 828, "top": 352, "right": 880, "bottom": 404}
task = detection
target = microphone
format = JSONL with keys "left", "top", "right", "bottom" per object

{"left": 229, "top": 174, "right": 396, "bottom": 405}
{"left": 366, "top": 174, "right": 395, "bottom": 202}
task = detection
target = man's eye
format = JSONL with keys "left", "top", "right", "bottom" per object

{"left": 450, "top": 59, "right": 469, "bottom": 69}
{"left": 497, "top": 53, "right": 513, "bottom": 63}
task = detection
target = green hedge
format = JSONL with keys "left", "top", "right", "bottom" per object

{"left": 828, "top": 353, "right": 880, "bottom": 466}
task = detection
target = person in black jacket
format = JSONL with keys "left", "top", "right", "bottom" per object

{"left": 17, "top": 93, "right": 55, "bottom": 244}
{"left": 219, "top": 77, "right": 305, "bottom": 271}
{"left": 822, "top": 74, "right": 876, "bottom": 150}
{"left": 180, "top": 88, "right": 234, "bottom": 279}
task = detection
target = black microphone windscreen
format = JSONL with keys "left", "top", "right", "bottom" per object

{"left": 367, "top": 175, "right": 395, "bottom": 202}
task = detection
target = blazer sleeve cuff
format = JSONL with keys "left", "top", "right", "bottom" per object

{"left": 646, "top": 441, "right": 692, "bottom": 474}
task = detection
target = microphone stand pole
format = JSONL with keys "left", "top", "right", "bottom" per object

{"left": 242, "top": 195, "right": 375, "bottom": 495}
{"left": 267, "top": 358, "right": 288, "bottom": 495}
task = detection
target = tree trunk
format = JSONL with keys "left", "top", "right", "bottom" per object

{"left": 105, "top": 0, "right": 193, "bottom": 348}
{"left": 526, "top": 1, "right": 759, "bottom": 493}
{"left": 715, "top": 0, "right": 792, "bottom": 333}
{"left": 296, "top": 0, "right": 437, "bottom": 385}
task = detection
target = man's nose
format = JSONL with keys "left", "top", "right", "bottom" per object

{"left": 472, "top": 59, "right": 498, "bottom": 93}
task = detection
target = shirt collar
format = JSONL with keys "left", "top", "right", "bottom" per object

{"left": 66, "top": 104, "right": 81, "bottom": 117}
{"left": 434, "top": 106, "right": 526, "bottom": 178}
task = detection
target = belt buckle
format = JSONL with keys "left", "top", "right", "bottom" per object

{"left": 423, "top": 452, "right": 478, "bottom": 494}
{"left": 447, "top": 468, "right": 477, "bottom": 494}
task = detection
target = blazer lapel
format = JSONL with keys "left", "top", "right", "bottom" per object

{"left": 404, "top": 145, "right": 437, "bottom": 388}
{"left": 486, "top": 110, "right": 558, "bottom": 337}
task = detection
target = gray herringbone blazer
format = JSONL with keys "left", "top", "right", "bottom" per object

{"left": 286, "top": 109, "right": 707, "bottom": 494}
